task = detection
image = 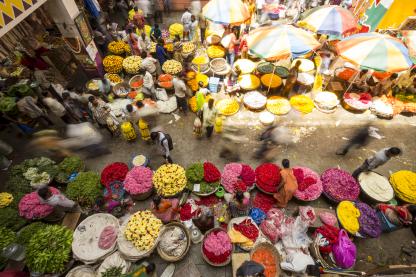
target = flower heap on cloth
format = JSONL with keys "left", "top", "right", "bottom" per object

{"left": 337, "top": 201, "right": 360, "bottom": 235}
{"left": 343, "top": 92, "right": 372, "bottom": 110}
{"left": 293, "top": 167, "right": 323, "bottom": 201}
{"left": 153, "top": 164, "right": 187, "bottom": 197}
{"left": 313, "top": 224, "right": 340, "bottom": 254}
{"left": 101, "top": 162, "right": 129, "bottom": 188}
{"left": 202, "top": 230, "right": 232, "bottom": 264}
{"left": 186, "top": 162, "right": 221, "bottom": 194}
{"left": 355, "top": 202, "right": 381, "bottom": 238}
{"left": 124, "top": 210, "right": 163, "bottom": 251}
{"left": 98, "top": 226, "right": 117, "bottom": 250}
{"left": 321, "top": 168, "right": 360, "bottom": 202}
{"left": 221, "top": 163, "right": 255, "bottom": 193}
{"left": 253, "top": 192, "right": 276, "bottom": 213}
{"left": 255, "top": 163, "right": 281, "bottom": 194}
{"left": 389, "top": 170, "right": 416, "bottom": 204}
{"left": 124, "top": 166, "right": 153, "bottom": 195}
{"left": 18, "top": 187, "right": 59, "bottom": 220}
{"left": 260, "top": 208, "right": 285, "bottom": 243}
{"left": 228, "top": 218, "right": 259, "bottom": 249}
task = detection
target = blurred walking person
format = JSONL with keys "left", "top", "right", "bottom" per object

{"left": 336, "top": 125, "right": 371, "bottom": 155}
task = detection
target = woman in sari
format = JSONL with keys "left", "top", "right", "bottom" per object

{"left": 150, "top": 195, "right": 180, "bottom": 223}
{"left": 274, "top": 159, "right": 298, "bottom": 208}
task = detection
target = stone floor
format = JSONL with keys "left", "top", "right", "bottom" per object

{"left": 1, "top": 104, "right": 416, "bottom": 276}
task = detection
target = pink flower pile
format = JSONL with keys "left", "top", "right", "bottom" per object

{"left": 221, "top": 163, "right": 255, "bottom": 193}
{"left": 321, "top": 168, "right": 360, "bottom": 202}
{"left": 19, "top": 187, "right": 59, "bottom": 220}
{"left": 293, "top": 167, "right": 323, "bottom": 201}
{"left": 124, "top": 166, "right": 153, "bottom": 195}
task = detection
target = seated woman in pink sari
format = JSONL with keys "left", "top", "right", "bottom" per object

{"left": 150, "top": 195, "right": 180, "bottom": 223}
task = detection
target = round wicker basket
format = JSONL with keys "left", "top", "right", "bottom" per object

{"left": 157, "top": 222, "right": 191, "bottom": 262}
{"left": 201, "top": 228, "right": 233, "bottom": 267}
{"left": 250, "top": 242, "right": 281, "bottom": 277}
{"left": 113, "top": 82, "right": 130, "bottom": 98}
{"left": 210, "top": 58, "right": 227, "bottom": 72}
{"left": 129, "top": 75, "right": 143, "bottom": 89}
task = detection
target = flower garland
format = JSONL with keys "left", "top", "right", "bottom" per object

{"left": 337, "top": 201, "right": 360, "bottom": 234}
{"left": 221, "top": 163, "right": 255, "bottom": 193}
{"left": 101, "top": 162, "right": 129, "bottom": 187}
{"left": 321, "top": 168, "right": 360, "bottom": 202}
{"left": 18, "top": 187, "right": 59, "bottom": 220}
{"left": 203, "top": 230, "right": 232, "bottom": 264}
{"left": 355, "top": 202, "right": 381, "bottom": 238}
{"left": 255, "top": 163, "right": 281, "bottom": 193}
{"left": 293, "top": 167, "right": 323, "bottom": 201}
{"left": 203, "top": 162, "right": 221, "bottom": 183}
{"left": 124, "top": 166, "right": 153, "bottom": 195}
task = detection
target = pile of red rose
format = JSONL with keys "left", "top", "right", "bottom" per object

{"left": 255, "top": 163, "right": 281, "bottom": 193}
{"left": 100, "top": 162, "right": 129, "bottom": 187}
{"left": 221, "top": 163, "right": 255, "bottom": 193}
{"left": 293, "top": 167, "right": 323, "bottom": 201}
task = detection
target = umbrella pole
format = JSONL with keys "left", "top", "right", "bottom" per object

{"left": 267, "top": 62, "right": 277, "bottom": 95}
{"left": 345, "top": 71, "right": 359, "bottom": 94}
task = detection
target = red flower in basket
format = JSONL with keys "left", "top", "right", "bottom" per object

{"left": 203, "top": 162, "right": 221, "bottom": 183}
{"left": 101, "top": 162, "right": 129, "bottom": 187}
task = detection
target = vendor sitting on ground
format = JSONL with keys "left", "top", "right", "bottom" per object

{"left": 225, "top": 190, "right": 250, "bottom": 218}
{"left": 37, "top": 186, "right": 78, "bottom": 215}
{"left": 274, "top": 159, "right": 298, "bottom": 208}
{"left": 150, "top": 195, "right": 180, "bottom": 223}
{"left": 349, "top": 69, "right": 373, "bottom": 92}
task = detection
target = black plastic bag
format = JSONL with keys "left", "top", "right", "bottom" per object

{"left": 236, "top": 261, "right": 265, "bottom": 277}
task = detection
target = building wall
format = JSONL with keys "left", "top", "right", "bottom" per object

{"left": 170, "top": 0, "right": 209, "bottom": 11}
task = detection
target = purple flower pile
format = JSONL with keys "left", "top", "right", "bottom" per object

{"left": 356, "top": 202, "right": 382, "bottom": 238}
{"left": 321, "top": 168, "right": 360, "bottom": 202}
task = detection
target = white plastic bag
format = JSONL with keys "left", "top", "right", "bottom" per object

{"left": 156, "top": 88, "right": 168, "bottom": 101}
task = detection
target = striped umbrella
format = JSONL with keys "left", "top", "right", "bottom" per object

{"left": 336, "top": 33, "right": 413, "bottom": 73}
{"left": 202, "top": 0, "right": 250, "bottom": 25}
{"left": 298, "top": 5, "right": 358, "bottom": 38}
{"left": 247, "top": 24, "right": 321, "bottom": 60}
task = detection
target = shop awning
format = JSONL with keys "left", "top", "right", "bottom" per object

{"left": 0, "top": 0, "right": 48, "bottom": 38}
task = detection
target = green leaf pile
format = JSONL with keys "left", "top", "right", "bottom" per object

{"left": 102, "top": 266, "right": 124, "bottom": 277}
{"left": 0, "top": 207, "right": 27, "bottom": 231}
{"left": 17, "top": 222, "right": 47, "bottom": 247}
{"left": 186, "top": 163, "right": 204, "bottom": 183}
{"left": 56, "top": 156, "right": 84, "bottom": 183}
{"left": 66, "top": 171, "right": 102, "bottom": 207}
{"left": 26, "top": 225, "right": 73, "bottom": 274}
{"left": 0, "top": 96, "right": 16, "bottom": 113}
{"left": 0, "top": 227, "right": 16, "bottom": 270}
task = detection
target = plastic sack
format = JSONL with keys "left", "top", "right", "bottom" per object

{"left": 281, "top": 216, "right": 311, "bottom": 250}
{"left": 332, "top": 230, "right": 356, "bottom": 269}
{"left": 249, "top": 208, "right": 266, "bottom": 225}
{"left": 267, "top": 208, "right": 285, "bottom": 226}
{"left": 319, "top": 211, "right": 337, "bottom": 226}
{"left": 236, "top": 261, "right": 264, "bottom": 277}
{"left": 156, "top": 88, "right": 168, "bottom": 101}
{"left": 260, "top": 219, "right": 281, "bottom": 243}
{"left": 299, "top": 206, "right": 316, "bottom": 225}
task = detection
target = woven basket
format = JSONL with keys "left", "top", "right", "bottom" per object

{"left": 250, "top": 242, "right": 281, "bottom": 277}
{"left": 157, "top": 222, "right": 191, "bottom": 262}
{"left": 309, "top": 237, "right": 337, "bottom": 269}
{"left": 129, "top": 75, "right": 143, "bottom": 89}
{"left": 201, "top": 228, "right": 233, "bottom": 267}
{"left": 131, "top": 188, "right": 153, "bottom": 201}
{"left": 206, "top": 35, "right": 221, "bottom": 45}
{"left": 210, "top": 58, "right": 227, "bottom": 72}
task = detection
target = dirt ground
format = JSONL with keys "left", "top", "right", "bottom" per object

{"left": 1, "top": 104, "right": 416, "bottom": 276}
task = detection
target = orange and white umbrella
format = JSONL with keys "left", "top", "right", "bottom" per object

{"left": 202, "top": 0, "right": 250, "bottom": 25}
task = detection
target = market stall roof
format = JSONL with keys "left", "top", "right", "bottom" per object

{"left": 336, "top": 32, "right": 413, "bottom": 73}
{"left": 0, "top": 0, "right": 48, "bottom": 38}
{"left": 247, "top": 24, "right": 320, "bottom": 60}
{"left": 202, "top": 0, "right": 250, "bottom": 25}
{"left": 297, "top": 5, "right": 358, "bottom": 38}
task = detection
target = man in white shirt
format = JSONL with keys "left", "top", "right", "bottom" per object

{"left": 173, "top": 76, "right": 190, "bottom": 115}
{"left": 42, "top": 92, "right": 71, "bottom": 123}
{"left": 181, "top": 8, "right": 193, "bottom": 40}
{"left": 138, "top": 32, "right": 151, "bottom": 53}
{"left": 141, "top": 52, "right": 158, "bottom": 75}
{"left": 150, "top": 131, "right": 173, "bottom": 163}
{"left": 352, "top": 147, "right": 402, "bottom": 179}
{"left": 142, "top": 70, "right": 156, "bottom": 99}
